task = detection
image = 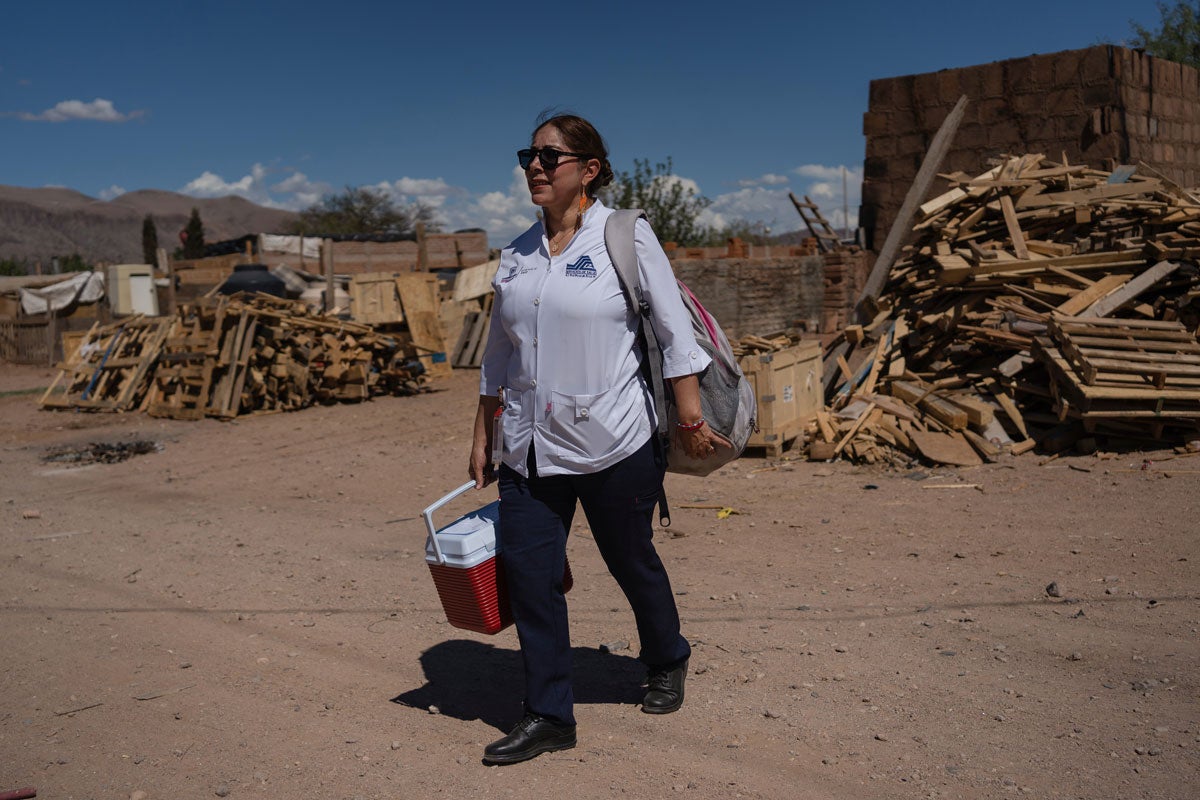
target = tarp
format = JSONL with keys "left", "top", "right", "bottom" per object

{"left": 19, "top": 271, "right": 105, "bottom": 315}
{"left": 261, "top": 234, "right": 322, "bottom": 260}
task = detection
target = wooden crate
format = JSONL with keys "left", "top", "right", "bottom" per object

{"left": 349, "top": 272, "right": 404, "bottom": 324}
{"left": 739, "top": 340, "right": 822, "bottom": 456}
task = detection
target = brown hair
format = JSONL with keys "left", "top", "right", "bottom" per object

{"left": 533, "top": 111, "right": 614, "bottom": 198}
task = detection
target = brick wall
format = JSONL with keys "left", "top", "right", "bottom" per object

{"left": 671, "top": 255, "right": 824, "bottom": 338}
{"left": 861, "top": 45, "right": 1200, "bottom": 251}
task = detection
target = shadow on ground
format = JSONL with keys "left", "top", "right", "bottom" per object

{"left": 392, "top": 639, "right": 645, "bottom": 731}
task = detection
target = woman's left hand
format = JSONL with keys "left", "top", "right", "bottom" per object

{"left": 675, "top": 421, "right": 724, "bottom": 460}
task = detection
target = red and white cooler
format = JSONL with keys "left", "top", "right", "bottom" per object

{"left": 422, "top": 481, "right": 572, "bottom": 635}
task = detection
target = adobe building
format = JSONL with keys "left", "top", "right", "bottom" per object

{"left": 860, "top": 45, "right": 1200, "bottom": 252}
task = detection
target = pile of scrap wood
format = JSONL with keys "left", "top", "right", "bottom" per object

{"left": 813, "top": 155, "right": 1200, "bottom": 465}
{"left": 40, "top": 294, "right": 429, "bottom": 419}
{"left": 732, "top": 331, "right": 798, "bottom": 357}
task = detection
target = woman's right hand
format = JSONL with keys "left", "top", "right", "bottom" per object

{"left": 470, "top": 394, "right": 502, "bottom": 489}
{"left": 469, "top": 441, "right": 494, "bottom": 489}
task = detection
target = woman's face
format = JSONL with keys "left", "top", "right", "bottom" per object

{"left": 525, "top": 125, "right": 594, "bottom": 213}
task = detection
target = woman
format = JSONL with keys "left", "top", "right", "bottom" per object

{"left": 469, "top": 113, "right": 722, "bottom": 766}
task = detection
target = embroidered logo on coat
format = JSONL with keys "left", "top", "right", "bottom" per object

{"left": 564, "top": 255, "right": 597, "bottom": 278}
{"left": 499, "top": 264, "right": 520, "bottom": 284}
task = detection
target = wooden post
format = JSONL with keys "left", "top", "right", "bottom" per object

{"left": 322, "top": 238, "right": 335, "bottom": 314}
{"left": 156, "top": 247, "right": 176, "bottom": 316}
{"left": 46, "top": 306, "right": 57, "bottom": 367}
{"left": 298, "top": 231, "right": 305, "bottom": 271}
{"left": 416, "top": 222, "right": 428, "bottom": 272}
{"left": 855, "top": 95, "right": 970, "bottom": 322}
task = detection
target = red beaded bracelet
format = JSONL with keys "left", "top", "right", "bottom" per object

{"left": 676, "top": 418, "right": 706, "bottom": 432}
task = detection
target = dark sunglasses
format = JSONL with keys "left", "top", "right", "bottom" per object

{"left": 517, "top": 146, "right": 592, "bottom": 171}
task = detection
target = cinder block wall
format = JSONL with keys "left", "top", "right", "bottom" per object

{"left": 860, "top": 45, "right": 1200, "bottom": 251}
{"left": 671, "top": 256, "right": 824, "bottom": 338}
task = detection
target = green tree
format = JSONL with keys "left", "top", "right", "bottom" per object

{"left": 0, "top": 257, "right": 27, "bottom": 276}
{"left": 701, "top": 219, "right": 776, "bottom": 247}
{"left": 57, "top": 254, "right": 90, "bottom": 272}
{"left": 599, "top": 158, "right": 712, "bottom": 246}
{"left": 288, "top": 186, "right": 440, "bottom": 236}
{"left": 182, "top": 208, "right": 206, "bottom": 260}
{"left": 1129, "top": 1, "right": 1200, "bottom": 68}
{"left": 142, "top": 214, "right": 159, "bottom": 266}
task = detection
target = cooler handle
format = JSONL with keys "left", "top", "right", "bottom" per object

{"left": 421, "top": 481, "right": 481, "bottom": 566}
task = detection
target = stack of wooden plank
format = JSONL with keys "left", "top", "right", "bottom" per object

{"left": 174, "top": 294, "right": 427, "bottom": 417}
{"left": 42, "top": 294, "right": 430, "bottom": 419}
{"left": 817, "top": 156, "right": 1200, "bottom": 464}
{"left": 732, "top": 331, "right": 797, "bottom": 357}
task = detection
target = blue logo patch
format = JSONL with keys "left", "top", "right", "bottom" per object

{"left": 564, "top": 255, "right": 597, "bottom": 278}
{"left": 499, "top": 264, "right": 520, "bottom": 284}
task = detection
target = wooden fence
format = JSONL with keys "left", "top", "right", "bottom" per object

{"left": 0, "top": 315, "right": 100, "bottom": 366}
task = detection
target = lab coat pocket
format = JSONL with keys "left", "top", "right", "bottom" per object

{"left": 548, "top": 388, "right": 619, "bottom": 460}
{"left": 500, "top": 388, "right": 529, "bottom": 459}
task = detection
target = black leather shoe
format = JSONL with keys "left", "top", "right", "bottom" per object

{"left": 642, "top": 658, "right": 688, "bottom": 714}
{"left": 482, "top": 713, "right": 576, "bottom": 765}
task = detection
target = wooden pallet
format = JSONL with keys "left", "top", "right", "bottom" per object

{"left": 451, "top": 295, "right": 492, "bottom": 368}
{"left": 1048, "top": 316, "right": 1200, "bottom": 390}
{"left": 146, "top": 299, "right": 227, "bottom": 420}
{"left": 1031, "top": 336, "right": 1200, "bottom": 420}
{"left": 40, "top": 316, "right": 174, "bottom": 411}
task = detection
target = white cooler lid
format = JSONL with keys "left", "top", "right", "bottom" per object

{"left": 425, "top": 500, "right": 501, "bottom": 568}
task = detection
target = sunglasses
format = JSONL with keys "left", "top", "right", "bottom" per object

{"left": 517, "top": 146, "right": 593, "bottom": 171}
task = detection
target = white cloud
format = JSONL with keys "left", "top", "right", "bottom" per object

{"left": 15, "top": 98, "right": 142, "bottom": 122}
{"left": 437, "top": 167, "right": 537, "bottom": 243}
{"left": 181, "top": 163, "right": 286, "bottom": 208}
{"left": 270, "top": 171, "right": 331, "bottom": 208}
{"left": 809, "top": 181, "right": 836, "bottom": 201}
{"left": 690, "top": 163, "right": 866, "bottom": 235}
{"left": 794, "top": 164, "right": 850, "bottom": 181}
{"left": 176, "top": 159, "right": 868, "bottom": 246}
{"left": 392, "top": 177, "right": 454, "bottom": 197}
{"left": 99, "top": 184, "right": 126, "bottom": 200}
{"left": 737, "top": 173, "right": 790, "bottom": 188}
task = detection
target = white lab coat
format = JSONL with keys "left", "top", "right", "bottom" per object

{"left": 479, "top": 201, "right": 712, "bottom": 477}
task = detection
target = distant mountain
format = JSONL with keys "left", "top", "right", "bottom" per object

{"left": 0, "top": 185, "right": 298, "bottom": 266}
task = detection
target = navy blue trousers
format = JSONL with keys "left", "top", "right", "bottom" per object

{"left": 497, "top": 437, "right": 690, "bottom": 725}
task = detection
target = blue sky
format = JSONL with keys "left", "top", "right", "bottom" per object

{"left": 2, "top": 0, "right": 1163, "bottom": 245}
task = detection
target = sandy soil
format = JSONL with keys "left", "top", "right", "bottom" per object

{"left": 1, "top": 364, "right": 1197, "bottom": 800}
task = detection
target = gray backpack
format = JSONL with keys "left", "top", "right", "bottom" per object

{"left": 605, "top": 209, "right": 757, "bottom": 477}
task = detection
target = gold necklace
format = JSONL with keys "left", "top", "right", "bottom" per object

{"left": 548, "top": 228, "right": 572, "bottom": 254}
{"left": 547, "top": 199, "right": 589, "bottom": 254}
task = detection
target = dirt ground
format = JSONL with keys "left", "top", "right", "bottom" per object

{"left": 1, "top": 364, "right": 1197, "bottom": 800}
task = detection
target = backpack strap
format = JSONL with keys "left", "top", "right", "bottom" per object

{"left": 605, "top": 209, "right": 669, "bottom": 445}
{"left": 605, "top": 208, "right": 672, "bottom": 527}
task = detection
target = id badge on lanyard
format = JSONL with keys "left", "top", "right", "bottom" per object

{"left": 491, "top": 387, "right": 505, "bottom": 468}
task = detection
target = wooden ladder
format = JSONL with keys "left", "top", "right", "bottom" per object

{"left": 788, "top": 192, "right": 841, "bottom": 252}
